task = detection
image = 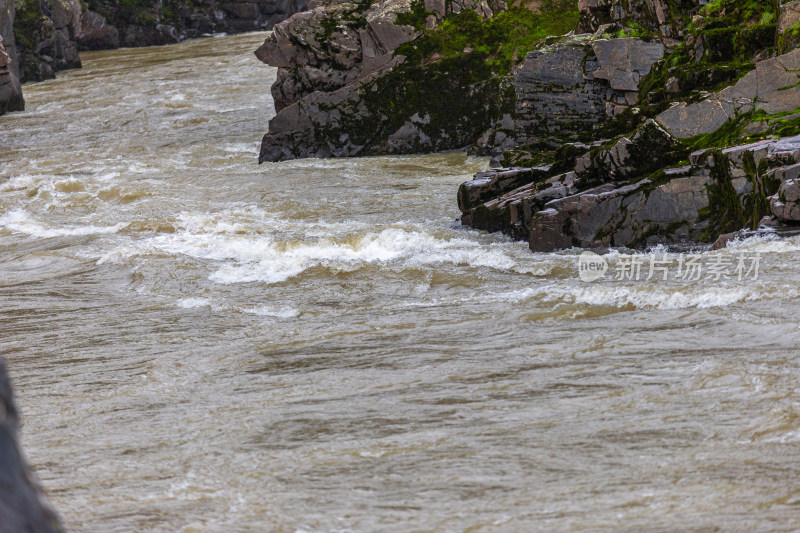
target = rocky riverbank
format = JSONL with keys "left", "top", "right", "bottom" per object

{"left": 0, "top": 358, "right": 64, "bottom": 533}
{"left": 458, "top": 0, "right": 800, "bottom": 252}
{"left": 0, "top": 0, "right": 305, "bottom": 94}
{"left": 256, "top": 0, "right": 800, "bottom": 251}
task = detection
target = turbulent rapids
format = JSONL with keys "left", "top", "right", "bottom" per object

{"left": 2, "top": 33, "right": 800, "bottom": 531}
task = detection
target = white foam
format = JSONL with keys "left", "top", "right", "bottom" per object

{"left": 0, "top": 209, "right": 126, "bottom": 239}
{"left": 176, "top": 297, "right": 212, "bottom": 309}
{"left": 0, "top": 174, "right": 40, "bottom": 192}
{"left": 242, "top": 306, "right": 300, "bottom": 318}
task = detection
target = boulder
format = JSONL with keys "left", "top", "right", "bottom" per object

{"left": 771, "top": 179, "right": 800, "bottom": 221}
{"left": 77, "top": 11, "right": 120, "bottom": 51}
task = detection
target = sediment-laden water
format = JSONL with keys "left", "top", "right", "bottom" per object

{"left": 2, "top": 32, "right": 800, "bottom": 532}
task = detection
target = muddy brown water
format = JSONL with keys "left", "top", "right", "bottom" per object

{"left": 2, "top": 32, "right": 800, "bottom": 532}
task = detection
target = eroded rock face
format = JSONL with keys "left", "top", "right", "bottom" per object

{"left": 577, "top": 0, "right": 700, "bottom": 39}
{"left": 0, "top": 358, "right": 64, "bottom": 533}
{"left": 514, "top": 37, "right": 664, "bottom": 146}
{"left": 460, "top": 125, "right": 800, "bottom": 252}
{"left": 15, "top": 0, "right": 83, "bottom": 82}
{"left": 771, "top": 177, "right": 800, "bottom": 221}
{"left": 77, "top": 11, "right": 119, "bottom": 50}
{"left": 656, "top": 48, "right": 800, "bottom": 139}
{"left": 0, "top": 0, "right": 24, "bottom": 114}
{"left": 256, "top": 0, "right": 512, "bottom": 162}
{"left": 76, "top": 0, "right": 307, "bottom": 51}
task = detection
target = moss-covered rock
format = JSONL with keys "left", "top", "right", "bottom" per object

{"left": 257, "top": 0, "right": 581, "bottom": 161}
{"left": 0, "top": 0, "right": 25, "bottom": 113}
{"left": 14, "top": 0, "right": 82, "bottom": 82}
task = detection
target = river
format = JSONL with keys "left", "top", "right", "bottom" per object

{"left": 2, "top": 32, "right": 800, "bottom": 532}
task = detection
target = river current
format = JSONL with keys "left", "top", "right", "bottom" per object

{"left": 2, "top": 32, "right": 800, "bottom": 532}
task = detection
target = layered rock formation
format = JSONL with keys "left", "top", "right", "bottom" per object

{"left": 459, "top": 0, "right": 800, "bottom": 252}
{"left": 256, "top": 0, "right": 800, "bottom": 251}
{"left": 0, "top": 0, "right": 24, "bottom": 114}
{"left": 0, "top": 358, "right": 64, "bottom": 533}
{"left": 513, "top": 36, "right": 664, "bottom": 146}
{"left": 256, "top": 0, "right": 577, "bottom": 162}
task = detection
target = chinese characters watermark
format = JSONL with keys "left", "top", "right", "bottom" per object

{"left": 578, "top": 251, "right": 761, "bottom": 282}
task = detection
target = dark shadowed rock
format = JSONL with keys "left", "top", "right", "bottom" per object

{"left": 771, "top": 179, "right": 800, "bottom": 221}
{"left": 0, "top": 0, "right": 24, "bottom": 114}
{"left": 0, "top": 358, "right": 64, "bottom": 533}
{"left": 513, "top": 36, "right": 664, "bottom": 146}
{"left": 15, "top": 0, "right": 82, "bottom": 82}
{"left": 77, "top": 11, "right": 120, "bottom": 50}
{"left": 461, "top": 130, "right": 800, "bottom": 252}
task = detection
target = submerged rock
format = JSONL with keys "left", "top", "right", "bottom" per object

{"left": 0, "top": 358, "right": 64, "bottom": 533}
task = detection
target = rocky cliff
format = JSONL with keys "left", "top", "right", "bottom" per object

{"left": 9, "top": 0, "right": 305, "bottom": 85}
{"left": 459, "top": 0, "right": 800, "bottom": 252}
{"left": 255, "top": 0, "right": 579, "bottom": 161}
{"left": 258, "top": 0, "right": 800, "bottom": 251}
{"left": 14, "top": 0, "right": 82, "bottom": 82}
{"left": 76, "top": 0, "right": 307, "bottom": 52}
{"left": 0, "top": 358, "right": 64, "bottom": 533}
{"left": 0, "top": 0, "right": 24, "bottom": 113}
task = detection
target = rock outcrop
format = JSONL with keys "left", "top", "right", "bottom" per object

{"left": 255, "top": 0, "right": 577, "bottom": 162}
{"left": 577, "top": 0, "right": 699, "bottom": 39}
{"left": 14, "top": 0, "right": 83, "bottom": 82}
{"left": 656, "top": 48, "right": 800, "bottom": 139}
{"left": 78, "top": 0, "right": 307, "bottom": 51}
{"left": 461, "top": 131, "right": 800, "bottom": 252}
{"left": 0, "top": 0, "right": 24, "bottom": 114}
{"left": 514, "top": 36, "right": 664, "bottom": 146}
{"left": 0, "top": 358, "right": 64, "bottom": 533}
{"left": 6, "top": 0, "right": 307, "bottom": 86}
{"left": 456, "top": 0, "right": 800, "bottom": 252}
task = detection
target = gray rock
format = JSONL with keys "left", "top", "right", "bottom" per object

{"left": 463, "top": 135, "right": 800, "bottom": 251}
{"left": 574, "top": 119, "right": 683, "bottom": 185}
{"left": 657, "top": 48, "right": 800, "bottom": 138}
{"left": 514, "top": 36, "right": 664, "bottom": 146}
{"left": 77, "top": 11, "right": 120, "bottom": 50}
{"left": 591, "top": 38, "right": 664, "bottom": 92}
{"left": 0, "top": 358, "right": 64, "bottom": 533}
{"left": 0, "top": 0, "right": 23, "bottom": 114}
{"left": 779, "top": 0, "right": 800, "bottom": 33}
{"left": 457, "top": 165, "right": 553, "bottom": 213}
{"left": 16, "top": 0, "right": 83, "bottom": 82}
{"left": 771, "top": 179, "right": 800, "bottom": 221}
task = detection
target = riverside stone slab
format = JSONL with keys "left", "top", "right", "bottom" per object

{"left": 657, "top": 48, "right": 800, "bottom": 138}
